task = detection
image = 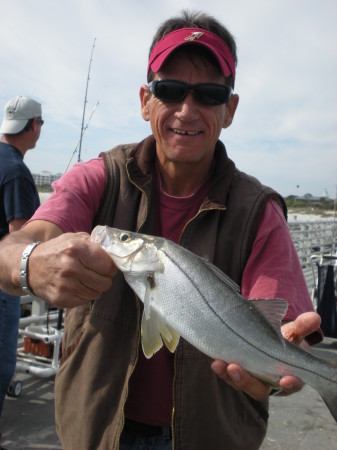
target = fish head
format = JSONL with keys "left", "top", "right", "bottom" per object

{"left": 91, "top": 226, "right": 164, "bottom": 274}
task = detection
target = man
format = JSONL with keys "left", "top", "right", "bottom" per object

{"left": 0, "top": 96, "right": 42, "bottom": 423}
{"left": 0, "top": 12, "right": 321, "bottom": 450}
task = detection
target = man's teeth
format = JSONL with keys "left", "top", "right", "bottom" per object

{"left": 172, "top": 129, "right": 199, "bottom": 136}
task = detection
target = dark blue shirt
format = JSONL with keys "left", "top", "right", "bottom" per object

{"left": 0, "top": 141, "right": 40, "bottom": 239}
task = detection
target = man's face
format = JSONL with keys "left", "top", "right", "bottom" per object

{"left": 28, "top": 117, "right": 43, "bottom": 149}
{"left": 140, "top": 49, "right": 238, "bottom": 171}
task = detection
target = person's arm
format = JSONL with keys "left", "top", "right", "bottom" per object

{"left": 8, "top": 218, "right": 29, "bottom": 233}
{"left": 0, "top": 156, "right": 116, "bottom": 308}
{"left": 0, "top": 220, "right": 117, "bottom": 309}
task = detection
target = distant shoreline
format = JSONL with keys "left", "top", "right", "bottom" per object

{"left": 288, "top": 209, "right": 336, "bottom": 223}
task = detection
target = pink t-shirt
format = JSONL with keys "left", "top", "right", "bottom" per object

{"left": 32, "top": 158, "right": 106, "bottom": 233}
{"left": 32, "top": 157, "right": 314, "bottom": 324}
{"left": 31, "top": 157, "right": 318, "bottom": 426}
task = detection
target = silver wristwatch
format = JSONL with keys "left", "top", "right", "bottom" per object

{"left": 19, "top": 241, "right": 41, "bottom": 298}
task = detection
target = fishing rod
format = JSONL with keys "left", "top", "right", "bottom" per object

{"left": 63, "top": 100, "right": 99, "bottom": 173}
{"left": 64, "top": 38, "right": 97, "bottom": 173}
{"left": 78, "top": 37, "right": 96, "bottom": 163}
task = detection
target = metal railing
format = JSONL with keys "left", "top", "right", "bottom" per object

{"left": 288, "top": 220, "right": 336, "bottom": 268}
{"left": 288, "top": 219, "right": 336, "bottom": 299}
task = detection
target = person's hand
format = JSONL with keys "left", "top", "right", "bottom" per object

{"left": 211, "top": 311, "right": 321, "bottom": 402}
{"left": 27, "top": 232, "right": 118, "bottom": 308}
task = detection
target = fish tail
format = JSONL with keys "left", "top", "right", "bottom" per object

{"left": 313, "top": 364, "right": 337, "bottom": 423}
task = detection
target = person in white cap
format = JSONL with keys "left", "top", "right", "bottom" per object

{"left": 0, "top": 12, "right": 322, "bottom": 450}
{"left": 0, "top": 96, "right": 42, "bottom": 429}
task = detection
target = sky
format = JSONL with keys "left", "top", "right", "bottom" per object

{"left": 1, "top": 0, "right": 336, "bottom": 198}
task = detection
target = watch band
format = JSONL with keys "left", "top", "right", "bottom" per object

{"left": 19, "top": 241, "right": 41, "bottom": 298}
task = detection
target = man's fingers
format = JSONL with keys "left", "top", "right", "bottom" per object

{"left": 227, "top": 364, "right": 271, "bottom": 401}
{"left": 278, "top": 375, "right": 304, "bottom": 395}
{"left": 78, "top": 237, "right": 118, "bottom": 278}
{"left": 210, "top": 312, "right": 320, "bottom": 402}
{"left": 211, "top": 361, "right": 271, "bottom": 402}
{"left": 281, "top": 312, "right": 321, "bottom": 345}
{"left": 211, "top": 359, "right": 305, "bottom": 401}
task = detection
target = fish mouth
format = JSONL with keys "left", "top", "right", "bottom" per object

{"left": 171, "top": 128, "right": 201, "bottom": 136}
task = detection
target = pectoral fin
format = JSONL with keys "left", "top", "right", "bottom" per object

{"left": 144, "top": 276, "right": 153, "bottom": 320}
{"left": 141, "top": 309, "right": 180, "bottom": 358}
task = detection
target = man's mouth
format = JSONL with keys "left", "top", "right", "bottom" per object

{"left": 171, "top": 128, "right": 201, "bottom": 136}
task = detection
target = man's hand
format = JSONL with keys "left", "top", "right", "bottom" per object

{"left": 27, "top": 232, "right": 118, "bottom": 308}
{"left": 211, "top": 311, "right": 321, "bottom": 402}
{"left": 0, "top": 220, "right": 118, "bottom": 309}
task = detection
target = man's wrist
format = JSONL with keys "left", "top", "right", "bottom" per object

{"left": 19, "top": 242, "right": 41, "bottom": 298}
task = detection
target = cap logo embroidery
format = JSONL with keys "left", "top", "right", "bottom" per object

{"left": 184, "top": 31, "right": 204, "bottom": 41}
{"left": 7, "top": 107, "right": 15, "bottom": 117}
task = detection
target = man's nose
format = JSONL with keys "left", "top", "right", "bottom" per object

{"left": 175, "top": 92, "right": 199, "bottom": 120}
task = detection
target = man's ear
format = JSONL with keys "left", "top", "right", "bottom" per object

{"left": 140, "top": 85, "right": 151, "bottom": 121}
{"left": 223, "top": 94, "right": 239, "bottom": 129}
{"left": 30, "top": 117, "right": 39, "bottom": 132}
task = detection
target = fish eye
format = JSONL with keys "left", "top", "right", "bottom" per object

{"left": 119, "top": 233, "right": 130, "bottom": 242}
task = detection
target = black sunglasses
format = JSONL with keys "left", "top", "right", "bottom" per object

{"left": 36, "top": 117, "right": 44, "bottom": 125}
{"left": 148, "top": 80, "right": 233, "bottom": 106}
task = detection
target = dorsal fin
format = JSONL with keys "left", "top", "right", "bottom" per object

{"left": 251, "top": 298, "right": 288, "bottom": 345}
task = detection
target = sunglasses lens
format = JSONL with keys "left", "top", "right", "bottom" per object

{"left": 151, "top": 81, "right": 187, "bottom": 102}
{"left": 149, "top": 81, "right": 232, "bottom": 105}
{"left": 195, "top": 85, "right": 231, "bottom": 105}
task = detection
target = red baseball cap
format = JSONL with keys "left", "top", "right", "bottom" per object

{"left": 148, "top": 27, "right": 236, "bottom": 86}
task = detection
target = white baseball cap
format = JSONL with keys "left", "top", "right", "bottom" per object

{"left": 0, "top": 96, "right": 42, "bottom": 134}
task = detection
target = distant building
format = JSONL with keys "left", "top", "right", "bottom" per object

{"left": 32, "top": 171, "right": 62, "bottom": 186}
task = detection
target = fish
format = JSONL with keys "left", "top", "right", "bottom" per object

{"left": 91, "top": 225, "right": 337, "bottom": 423}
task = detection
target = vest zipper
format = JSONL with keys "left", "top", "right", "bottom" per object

{"left": 125, "top": 165, "right": 226, "bottom": 447}
{"left": 171, "top": 350, "right": 177, "bottom": 449}
{"left": 170, "top": 203, "right": 226, "bottom": 446}
{"left": 179, "top": 204, "right": 226, "bottom": 244}
{"left": 125, "top": 162, "right": 149, "bottom": 232}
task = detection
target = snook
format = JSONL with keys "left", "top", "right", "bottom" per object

{"left": 91, "top": 225, "right": 337, "bottom": 423}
